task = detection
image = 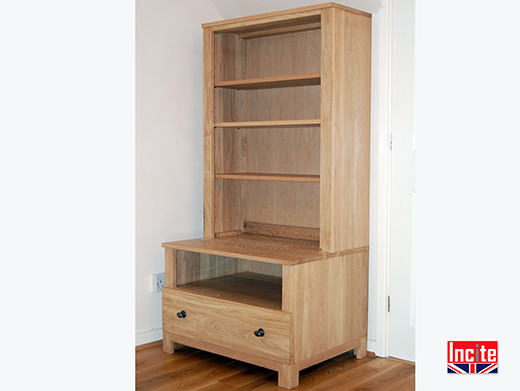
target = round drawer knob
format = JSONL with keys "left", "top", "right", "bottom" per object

{"left": 176, "top": 310, "right": 186, "bottom": 318}
{"left": 254, "top": 328, "right": 265, "bottom": 337}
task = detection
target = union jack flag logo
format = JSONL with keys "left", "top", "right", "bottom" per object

{"left": 447, "top": 363, "right": 498, "bottom": 374}
{"left": 447, "top": 341, "right": 498, "bottom": 374}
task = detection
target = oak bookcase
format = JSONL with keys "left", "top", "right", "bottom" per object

{"left": 161, "top": 3, "right": 371, "bottom": 388}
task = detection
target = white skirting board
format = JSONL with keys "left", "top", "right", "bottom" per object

{"left": 136, "top": 327, "right": 163, "bottom": 346}
{"left": 367, "top": 338, "right": 379, "bottom": 356}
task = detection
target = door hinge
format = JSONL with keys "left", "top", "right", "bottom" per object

{"left": 388, "top": 295, "right": 391, "bottom": 312}
{"left": 389, "top": 134, "right": 393, "bottom": 151}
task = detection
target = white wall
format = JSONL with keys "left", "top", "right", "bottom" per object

{"left": 135, "top": 0, "right": 222, "bottom": 345}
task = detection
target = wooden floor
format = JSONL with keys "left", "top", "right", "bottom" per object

{"left": 136, "top": 342, "right": 415, "bottom": 391}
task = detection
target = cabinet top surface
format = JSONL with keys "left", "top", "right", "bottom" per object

{"left": 201, "top": 2, "right": 371, "bottom": 30}
{"left": 162, "top": 233, "right": 367, "bottom": 265}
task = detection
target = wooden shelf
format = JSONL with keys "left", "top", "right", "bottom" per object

{"left": 163, "top": 233, "right": 329, "bottom": 266}
{"left": 214, "top": 172, "right": 319, "bottom": 183}
{"left": 215, "top": 73, "right": 320, "bottom": 90}
{"left": 177, "top": 272, "right": 282, "bottom": 310}
{"left": 214, "top": 119, "right": 320, "bottom": 128}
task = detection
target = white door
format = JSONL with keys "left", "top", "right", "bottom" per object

{"left": 387, "top": 0, "right": 416, "bottom": 362}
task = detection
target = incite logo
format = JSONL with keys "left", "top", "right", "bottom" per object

{"left": 447, "top": 341, "right": 498, "bottom": 374}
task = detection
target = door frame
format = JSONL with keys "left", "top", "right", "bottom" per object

{"left": 369, "top": 0, "right": 391, "bottom": 358}
{"left": 370, "top": 0, "right": 416, "bottom": 361}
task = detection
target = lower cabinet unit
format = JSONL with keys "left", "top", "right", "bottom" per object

{"left": 161, "top": 235, "right": 369, "bottom": 389}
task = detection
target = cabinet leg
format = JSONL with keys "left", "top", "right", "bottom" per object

{"left": 354, "top": 336, "right": 368, "bottom": 359}
{"left": 278, "top": 364, "right": 299, "bottom": 389}
{"left": 162, "top": 332, "right": 176, "bottom": 354}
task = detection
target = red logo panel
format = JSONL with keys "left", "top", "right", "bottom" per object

{"left": 447, "top": 341, "right": 498, "bottom": 374}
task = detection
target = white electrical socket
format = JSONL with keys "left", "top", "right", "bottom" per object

{"left": 153, "top": 273, "right": 165, "bottom": 292}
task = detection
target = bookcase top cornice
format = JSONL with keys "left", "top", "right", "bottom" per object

{"left": 202, "top": 2, "right": 371, "bottom": 31}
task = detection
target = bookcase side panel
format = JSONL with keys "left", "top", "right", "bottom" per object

{"left": 335, "top": 9, "right": 371, "bottom": 251}
{"left": 213, "top": 33, "right": 247, "bottom": 235}
{"left": 203, "top": 27, "right": 215, "bottom": 238}
{"left": 282, "top": 250, "right": 368, "bottom": 364}
{"left": 320, "top": 8, "right": 371, "bottom": 252}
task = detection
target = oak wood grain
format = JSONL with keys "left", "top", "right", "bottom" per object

{"left": 203, "top": 26, "right": 215, "bottom": 238}
{"left": 214, "top": 119, "right": 320, "bottom": 128}
{"left": 319, "top": 6, "right": 371, "bottom": 252}
{"left": 214, "top": 173, "right": 320, "bottom": 183}
{"left": 214, "top": 73, "right": 320, "bottom": 90}
{"left": 282, "top": 251, "right": 368, "bottom": 364}
{"left": 243, "top": 221, "right": 320, "bottom": 241}
{"left": 177, "top": 272, "right": 282, "bottom": 310}
{"left": 163, "top": 288, "right": 291, "bottom": 363}
{"left": 238, "top": 22, "right": 321, "bottom": 39}
{"left": 244, "top": 181, "right": 320, "bottom": 231}
{"left": 163, "top": 234, "right": 324, "bottom": 265}
{"left": 202, "top": 3, "right": 370, "bottom": 30}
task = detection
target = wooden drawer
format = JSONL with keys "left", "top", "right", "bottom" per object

{"left": 162, "top": 287, "right": 291, "bottom": 364}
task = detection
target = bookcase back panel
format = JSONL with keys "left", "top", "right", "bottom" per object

{"left": 214, "top": 29, "right": 320, "bottom": 83}
{"left": 214, "top": 128, "right": 246, "bottom": 174}
{"left": 237, "top": 85, "right": 320, "bottom": 121}
{"left": 244, "top": 127, "right": 319, "bottom": 175}
{"left": 244, "top": 29, "right": 321, "bottom": 79}
{"left": 215, "top": 127, "right": 319, "bottom": 175}
{"left": 214, "top": 179, "right": 319, "bottom": 234}
{"left": 244, "top": 181, "right": 319, "bottom": 229}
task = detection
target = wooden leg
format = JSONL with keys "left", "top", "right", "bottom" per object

{"left": 278, "top": 364, "right": 299, "bottom": 389}
{"left": 162, "top": 332, "right": 176, "bottom": 354}
{"left": 354, "top": 336, "right": 367, "bottom": 359}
